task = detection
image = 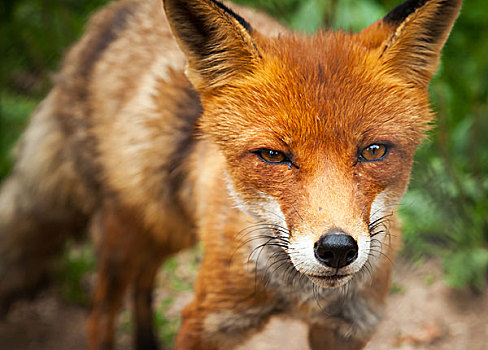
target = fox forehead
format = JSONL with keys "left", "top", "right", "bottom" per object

{"left": 201, "top": 31, "right": 432, "bottom": 152}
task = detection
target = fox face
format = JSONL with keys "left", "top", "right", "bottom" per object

{"left": 201, "top": 35, "right": 430, "bottom": 288}
{"left": 164, "top": 0, "right": 462, "bottom": 288}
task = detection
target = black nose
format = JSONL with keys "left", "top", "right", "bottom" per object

{"left": 314, "top": 233, "right": 358, "bottom": 268}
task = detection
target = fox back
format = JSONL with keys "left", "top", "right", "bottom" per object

{"left": 0, "top": 0, "right": 462, "bottom": 349}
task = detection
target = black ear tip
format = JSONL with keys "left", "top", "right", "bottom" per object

{"left": 383, "top": 0, "right": 429, "bottom": 25}
{"left": 208, "top": 0, "right": 252, "bottom": 32}
{"left": 383, "top": 0, "right": 463, "bottom": 27}
{"left": 164, "top": 0, "right": 252, "bottom": 32}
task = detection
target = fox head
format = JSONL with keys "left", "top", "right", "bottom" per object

{"left": 163, "top": 0, "right": 462, "bottom": 288}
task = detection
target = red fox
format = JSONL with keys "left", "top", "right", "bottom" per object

{"left": 0, "top": 0, "right": 462, "bottom": 349}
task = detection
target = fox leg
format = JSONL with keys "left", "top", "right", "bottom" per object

{"left": 132, "top": 245, "right": 165, "bottom": 350}
{"left": 308, "top": 324, "right": 369, "bottom": 350}
{"left": 174, "top": 257, "right": 279, "bottom": 350}
{"left": 88, "top": 204, "right": 144, "bottom": 350}
{"left": 89, "top": 204, "right": 194, "bottom": 350}
{"left": 175, "top": 300, "right": 276, "bottom": 350}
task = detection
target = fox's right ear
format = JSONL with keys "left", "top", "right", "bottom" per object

{"left": 163, "top": 0, "right": 261, "bottom": 93}
{"left": 359, "top": 0, "right": 463, "bottom": 88}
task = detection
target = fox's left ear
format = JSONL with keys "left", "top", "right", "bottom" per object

{"left": 163, "top": 0, "right": 261, "bottom": 93}
{"left": 359, "top": 0, "right": 463, "bottom": 88}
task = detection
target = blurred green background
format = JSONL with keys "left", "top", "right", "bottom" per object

{"left": 0, "top": 0, "right": 487, "bottom": 294}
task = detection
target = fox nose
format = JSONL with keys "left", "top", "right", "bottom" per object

{"left": 314, "top": 233, "right": 358, "bottom": 268}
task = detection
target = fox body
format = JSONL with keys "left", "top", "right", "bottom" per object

{"left": 0, "top": 0, "right": 462, "bottom": 349}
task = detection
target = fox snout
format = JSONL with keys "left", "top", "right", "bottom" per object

{"left": 287, "top": 225, "right": 371, "bottom": 289}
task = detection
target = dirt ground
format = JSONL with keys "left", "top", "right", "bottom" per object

{"left": 0, "top": 258, "right": 487, "bottom": 350}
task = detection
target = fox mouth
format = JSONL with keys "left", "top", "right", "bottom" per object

{"left": 306, "top": 273, "right": 353, "bottom": 288}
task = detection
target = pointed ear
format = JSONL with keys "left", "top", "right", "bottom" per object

{"left": 163, "top": 0, "right": 261, "bottom": 92}
{"left": 359, "top": 0, "right": 462, "bottom": 88}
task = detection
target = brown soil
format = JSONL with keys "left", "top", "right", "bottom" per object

{"left": 0, "top": 259, "right": 486, "bottom": 349}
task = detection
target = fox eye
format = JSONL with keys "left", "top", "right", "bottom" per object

{"left": 254, "top": 149, "right": 288, "bottom": 164}
{"left": 359, "top": 144, "right": 388, "bottom": 162}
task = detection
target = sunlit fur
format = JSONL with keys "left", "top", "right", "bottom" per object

{"left": 0, "top": 0, "right": 462, "bottom": 349}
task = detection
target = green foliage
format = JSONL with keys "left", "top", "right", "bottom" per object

{"left": 162, "top": 257, "right": 195, "bottom": 292}
{"left": 0, "top": 0, "right": 107, "bottom": 96}
{"left": 399, "top": 0, "right": 488, "bottom": 290}
{"left": 443, "top": 248, "right": 488, "bottom": 291}
{"left": 0, "top": 0, "right": 486, "bottom": 292}
{"left": 155, "top": 297, "right": 181, "bottom": 347}
{"left": 389, "top": 282, "right": 406, "bottom": 295}
{"left": 333, "top": 0, "right": 384, "bottom": 31}
{"left": 0, "top": 93, "right": 35, "bottom": 179}
{"left": 58, "top": 242, "right": 96, "bottom": 305}
{"left": 0, "top": 0, "right": 107, "bottom": 180}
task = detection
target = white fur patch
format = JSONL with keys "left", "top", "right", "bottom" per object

{"left": 367, "top": 190, "right": 396, "bottom": 268}
{"left": 225, "top": 174, "right": 287, "bottom": 230}
{"left": 369, "top": 190, "right": 393, "bottom": 226}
